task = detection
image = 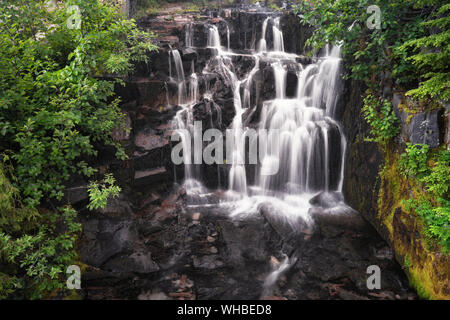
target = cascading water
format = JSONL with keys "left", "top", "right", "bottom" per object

{"left": 172, "top": 49, "right": 187, "bottom": 105}
{"left": 258, "top": 46, "right": 344, "bottom": 195}
{"left": 272, "top": 17, "right": 284, "bottom": 52}
{"left": 132, "top": 10, "right": 417, "bottom": 302}
{"left": 257, "top": 17, "right": 270, "bottom": 53}
{"left": 171, "top": 15, "right": 347, "bottom": 223}
{"left": 185, "top": 23, "right": 194, "bottom": 47}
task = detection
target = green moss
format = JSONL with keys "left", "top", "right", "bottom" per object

{"left": 64, "top": 290, "right": 82, "bottom": 300}
{"left": 376, "top": 144, "right": 449, "bottom": 299}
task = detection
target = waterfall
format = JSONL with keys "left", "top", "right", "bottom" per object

{"left": 168, "top": 50, "right": 172, "bottom": 80}
{"left": 185, "top": 23, "right": 194, "bottom": 47}
{"left": 257, "top": 17, "right": 270, "bottom": 53}
{"left": 262, "top": 254, "right": 295, "bottom": 298}
{"left": 189, "top": 61, "right": 198, "bottom": 104}
{"left": 272, "top": 17, "right": 284, "bottom": 52}
{"left": 207, "top": 25, "right": 221, "bottom": 50}
{"left": 172, "top": 49, "right": 186, "bottom": 105}
{"left": 168, "top": 16, "right": 347, "bottom": 221}
{"left": 273, "top": 62, "right": 287, "bottom": 99}
{"left": 226, "top": 24, "right": 230, "bottom": 51}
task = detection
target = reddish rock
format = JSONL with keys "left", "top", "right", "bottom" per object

{"left": 134, "top": 130, "right": 168, "bottom": 151}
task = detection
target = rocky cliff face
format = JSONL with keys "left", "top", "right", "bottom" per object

{"left": 342, "top": 77, "right": 449, "bottom": 299}
{"left": 69, "top": 6, "right": 426, "bottom": 300}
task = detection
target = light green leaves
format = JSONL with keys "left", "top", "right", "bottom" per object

{"left": 87, "top": 173, "right": 121, "bottom": 211}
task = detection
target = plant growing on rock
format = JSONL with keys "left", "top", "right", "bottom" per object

{"left": 400, "top": 145, "right": 450, "bottom": 252}
{"left": 87, "top": 173, "right": 121, "bottom": 210}
{"left": 362, "top": 93, "right": 400, "bottom": 144}
{"left": 0, "top": 0, "right": 157, "bottom": 298}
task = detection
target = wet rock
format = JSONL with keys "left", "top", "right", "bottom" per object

{"left": 336, "top": 288, "right": 369, "bottom": 300}
{"left": 368, "top": 291, "right": 396, "bottom": 300}
{"left": 139, "top": 192, "right": 162, "bottom": 209}
{"left": 295, "top": 56, "right": 313, "bottom": 65}
{"left": 135, "top": 128, "right": 169, "bottom": 151}
{"left": 310, "top": 206, "right": 368, "bottom": 235}
{"left": 138, "top": 291, "right": 171, "bottom": 300}
{"left": 309, "top": 191, "right": 344, "bottom": 208}
{"left": 65, "top": 185, "right": 89, "bottom": 205}
{"left": 134, "top": 167, "right": 168, "bottom": 187}
{"left": 103, "top": 251, "right": 159, "bottom": 274}
{"left": 408, "top": 110, "right": 441, "bottom": 147}
{"left": 219, "top": 219, "right": 267, "bottom": 266}
{"left": 80, "top": 219, "right": 138, "bottom": 267}
{"left": 263, "top": 296, "right": 288, "bottom": 300}
{"left": 98, "top": 195, "right": 133, "bottom": 218}
{"left": 138, "top": 217, "right": 164, "bottom": 237}
{"left": 259, "top": 203, "right": 309, "bottom": 241}
{"left": 111, "top": 112, "right": 132, "bottom": 142}
{"left": 209, "top": 246, "right": 218, "bottom": 254}
{"left": 193, "top": 255, "right": 224, "bottom": 270}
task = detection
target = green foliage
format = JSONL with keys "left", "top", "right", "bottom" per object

{"left": 400, "top": 145, "right": 450, "bottom": 251}
{"left": 0, "top": 0, "right": 156, "bottom": 207}
{"left": 87, "top": 173, "right": 121, "bottom": 210}
{"left": 0, "top": 0, "right": 157, "bottom": 299}
{"left": 0, "top": 161, "right": 81, "bottom": 299}
{"left": 0, "top": 156, "right": 39, "bottom": 235}
{"left": 422, "top": 151, "right": 450, "bottom": 198}
{"left": 362, "top": 92, "right": 400, "bottom": 143}
{"left": 400, "top": 3, "right": 450, "bottom": 101}
{"left": 294, "top": 0, "right": 448, "bottom": 102}
{"left": 0, "top": 207, "right": 82, "bottom": 299}
{"left": 403, "top": 197, "right": 449, "bottom": 253}
{"left": 136, "top": 0, "right": 162, "bottom": 17}
{"left": 399, "top": 143, "right": 430, "bottom": 179}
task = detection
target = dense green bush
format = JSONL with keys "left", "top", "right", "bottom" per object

{"left": 0, "top": 159, "right": 81, "bottom": 299}
{"left": 0, "top": 0, "right": 156, "bottom": 207}
{"left": 0, "top": 0, "right": 156, "bottom": 298}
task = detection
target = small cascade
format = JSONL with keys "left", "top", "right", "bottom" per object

{"left": 243, "top": 58, "right": 260, "bottom": 110}
{"left": 257, "top": 17, "right": 270, "bottom": 53}
{"left": 171, "top": 49, "right": 187, "bottom": 105}
{"left": 272, "top": 17, "right": 284, "bottom": 52}
{"left": 168, "top": 50, "right": 172, "bottom": 80}
{"left": 262, "top": 254, "right": 296, "bottom": 298}
{"left": 164, "top": 81, "right": 171, "bottom": 108}
{"left": 257, "top": 44, "right": 344, "bottom": 195}
{"left": 226, "top": 24, "right": 230, "bottom": 51}
{"left": 207, "top": 25, "right": 221, "bottom": 50}
{"left": 185, "top": 23, "right": 194, "bottom": 47}
{"left": 273, "top": 62, "right": 287, "bottom": 99}
{"left": 171, "top": 47, "right": 205, "bottom": 196}
{"left": 310, "top": 45, "right": 342, "bottom": 118}
{"left": 189, "top": 61, "right": 198, "bottom": 104}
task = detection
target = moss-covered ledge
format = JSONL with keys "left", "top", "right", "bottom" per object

{"left": 342, "top": 80, "right": 449, "bottom": 300}
{"left": 378, "top": 147, "right": 449, "bottom": 299}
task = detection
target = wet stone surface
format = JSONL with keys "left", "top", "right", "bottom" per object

{"left": 79, "top": 188, "right": 417, "bottom": 300}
